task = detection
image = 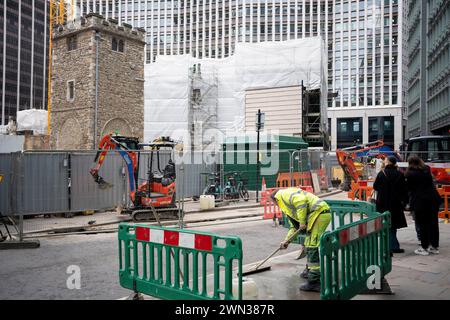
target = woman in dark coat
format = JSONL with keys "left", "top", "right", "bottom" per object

{"left": 373, "top": 156, "right": 408, "bottom": 254}
{"left": 405, "top": 156, "right": 441, "bottom": 256}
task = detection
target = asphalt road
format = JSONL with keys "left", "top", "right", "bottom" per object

{"left": 0, "top": 218, "right": 299, "bottom": 300}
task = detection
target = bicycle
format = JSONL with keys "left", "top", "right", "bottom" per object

{"left": 223, "top": 172, "right": 249, "bottom": 202}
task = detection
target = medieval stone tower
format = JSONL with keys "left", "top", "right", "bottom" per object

{"left": 50, "top": 14, "right": 145, "bottom": 149}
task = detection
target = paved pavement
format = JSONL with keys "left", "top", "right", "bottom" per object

{"left": 0, "top": 217, "right": 297, "bottom": 299}
{"left": 248, "top": 191, "right": 450, "bottom": 300}
{"left": 1, "top": 190, "right": 448, "bottom": 300}
{"left": 17, "top": 189, "right": 340, "bottom": 235}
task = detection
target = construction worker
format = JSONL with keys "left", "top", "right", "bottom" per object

{"left": 270, "top": 187, "right": 331, "bottom": 292}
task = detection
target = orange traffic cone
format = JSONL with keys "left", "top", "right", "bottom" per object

{"left": 261, "top": 177, "right": 266, "bottom": 192}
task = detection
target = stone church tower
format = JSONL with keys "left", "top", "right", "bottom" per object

{"left": 50, "top": 14, "right": 145, "bottom": 149}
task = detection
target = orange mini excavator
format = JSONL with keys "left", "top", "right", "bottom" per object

{"left": 90, "top": 133, "right": 178, "bottom": 221}
{"left": 336, "top": 140, "right": 401, "bottom": 191}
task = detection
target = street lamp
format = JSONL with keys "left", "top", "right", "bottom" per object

{"left": 256, "top": 109, "right": 265, "bottom": 203}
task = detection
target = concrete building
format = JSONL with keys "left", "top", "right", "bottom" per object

{"left": 72, "top": 0, "right": 404, "bottom": 150}
{"left": 405, "top": 0, "right": 450, "bottom": 138}
{"left": 50, "top": 14, "right": 145, "bottom": 149}
{"left": 0, "top": 0, "right": 49, "bottom": 126}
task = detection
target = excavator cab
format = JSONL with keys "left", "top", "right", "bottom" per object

{"left": 141, "top": 137, "right": 177, "bottom": 185}
{"left": 134, "top": 137, "right": 178, "bottom": 215}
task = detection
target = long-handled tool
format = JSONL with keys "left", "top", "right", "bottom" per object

{"left": 241, "top": 228, "right": 304, "bottom": 276}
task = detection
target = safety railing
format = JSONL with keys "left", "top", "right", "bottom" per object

{"left": 325, "top": 199, "right": 379, "bottom": 228}
{"left": 311, "top": 168, "right": 328, "bottom": 190}
{"left": 276, "top": 172, "right": 313, "bottom": 188}
{"left": 437, "top": 185, "right": 450, "bottom": 223}
{"left": 118, "top": 223, "right": 243, "bottom": 300}
{"left": 260, "top": 187, "right": 278, "bottom": 206}
{"left": 320, "top": 200, "right": 391, "bottom": 300}
{"left": 347, "top": 180, "right": 374, "bottom": 202}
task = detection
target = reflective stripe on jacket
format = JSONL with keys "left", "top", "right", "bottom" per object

{"left": 275, "top": 187, "right": 330, "bottom": 236}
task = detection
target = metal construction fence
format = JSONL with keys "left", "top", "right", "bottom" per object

{"left": 2, "top": 148, "right": 447, "bottom": 219}
{"left": 0, "top": 150, "right": 216, "bottom": 217}
{"left": 0, "top": 149, "right": 338, "bottom": 217}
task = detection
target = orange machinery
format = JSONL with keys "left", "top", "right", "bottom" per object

{"left": 90, "top": 134, "right": 177, "bottom": 221}
{"left": 336, "top": 140, "right": 401, "bottom": 191}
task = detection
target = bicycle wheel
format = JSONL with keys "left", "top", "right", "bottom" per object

{"left": 240, "top": 188, "right": 250, "bottom": 201}
{"left": 224, "top": 188, "right": 233, "bottom": 200}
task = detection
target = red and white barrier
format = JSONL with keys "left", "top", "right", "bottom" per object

{"left": 135, "top": 227, "right": 213, "bottom": 251}
{"left": 339, "top": 217, "right": 383, "bottom": 246}
{"left": 263, "top": 199, "right": 283, "bottom": 220}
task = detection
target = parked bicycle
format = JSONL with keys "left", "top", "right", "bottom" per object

{"left": 200, "top": 171, "right": 249, "bottom": 202}
{"left": 201, "top": 172, "right": 222, "bottom": 200}
{"left": 223, "top": 172, "right": 250, "bottom": 202}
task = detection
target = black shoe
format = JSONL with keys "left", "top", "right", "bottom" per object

{"left": 299, "top": 281, "right": 321, "bottom": 292}
{"left": 300, "top": 268, "right": 309, "bottom": 279}
{"left": 391, "top": 249, "right": 405, "bottom": 254}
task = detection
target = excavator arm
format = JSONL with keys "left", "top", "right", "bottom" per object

{"left": 90, "top": 134, "right": 139, "bottom": 201}
{"left": 336, "top": 140, "right": 401, "bottom": 184}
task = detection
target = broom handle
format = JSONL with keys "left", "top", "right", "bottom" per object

{"left": 253, "top": 228, "right": 303, "bottom": 271}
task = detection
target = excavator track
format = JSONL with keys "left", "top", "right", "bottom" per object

{"left": 131, "top": 207, "right": 181, "bottom": 222}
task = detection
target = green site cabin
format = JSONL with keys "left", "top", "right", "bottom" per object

{"left": 222, "top": 134, "right": 309, "bottom": 191}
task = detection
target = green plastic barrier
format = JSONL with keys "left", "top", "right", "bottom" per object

{"left": 281, "top": 199, "right": 376, "bottom": 245}
{"left": 320, "top": 201, "right": 392, "bottom": 300}
{"left": 118, "top": 223, "right": 243, "bottom": 300}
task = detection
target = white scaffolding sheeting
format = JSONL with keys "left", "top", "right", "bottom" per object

{"left": 144, "top": 37, "right": 328, "bottom": 146}
{"left": 16, "top": 109, "right": 48, "bottom": 135}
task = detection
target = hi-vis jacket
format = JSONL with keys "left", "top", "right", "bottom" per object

{"left": 275, "top": 188, "right": 330, "bottom": 238}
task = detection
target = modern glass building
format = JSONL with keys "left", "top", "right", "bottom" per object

{"left": 0, "top": 0, "right": 49, "bottom": 126}
{"left": 406, "top": 0, "right": 450, "bottom": 138}
{"left": 73, "top": 0, "right": 404, "bottom": 149}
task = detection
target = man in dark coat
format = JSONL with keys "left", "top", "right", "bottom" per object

{"left": 373, "top": 156, "right": 408, "bottom": 254}
{"left": 405, "top": 156, "right": 441, "bottom": 256}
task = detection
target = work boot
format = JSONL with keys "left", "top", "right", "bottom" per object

{"left": 299, "top": 281, "right": 321, "bottom": 292}
{"left": 300, "top": 268, "right": 309, "bottom": 279}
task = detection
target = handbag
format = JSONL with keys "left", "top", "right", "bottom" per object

{"left": 370, "top": 170, "right": 386, "bottom": 204}
{"left": 370, "top": 190, "right": 377, "bottom": 204}
{"left": 434, "top": 187, "right": 444, "bottom": 206}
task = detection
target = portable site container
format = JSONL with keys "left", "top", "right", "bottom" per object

{"left": 222, "top": 134, "right": 309, "bottom": 190}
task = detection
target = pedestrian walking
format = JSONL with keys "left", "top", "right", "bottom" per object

{"left": 405, "top": 156, "right": 441, "bottom": 256}
{"left": 373, "top": 156, "right": 408, "bottom": 254}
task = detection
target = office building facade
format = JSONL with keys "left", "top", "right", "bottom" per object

{"left": 73, "top": 0, "right": 404, "bottom": 149}
{"left": 0, "top": 0, "right": 49, "bottom": 126}
{"left": 406, "top": 0, "right": 450, "bottom": 138}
